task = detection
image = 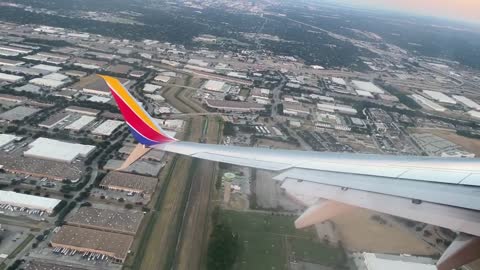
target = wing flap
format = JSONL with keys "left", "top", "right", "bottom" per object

{"left": 274, "top": 168, "right": 480, "bottom": 211}
{"left": 281, "top": 178, "right": 480, "bottom": 237}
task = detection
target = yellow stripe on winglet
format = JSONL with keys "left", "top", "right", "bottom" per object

{"left": 99, "top": 75, "right": 160, "bottom": 132}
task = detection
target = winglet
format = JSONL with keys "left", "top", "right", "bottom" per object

{"left": 99, "top": 75, "right": 177, "bottom": 146}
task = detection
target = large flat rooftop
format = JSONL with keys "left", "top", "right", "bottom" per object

{"left": 67, "top": 207, "right": 144, "bottom": 235}
{"left": 99, "top": 171, "right": 158, "bottom": 194}
{"left": 51, "top": 225, "right": 134, "bottom": 261}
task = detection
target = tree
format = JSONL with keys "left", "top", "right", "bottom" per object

{"left": 207, "top": 224, "right": 239, "bottom": 270}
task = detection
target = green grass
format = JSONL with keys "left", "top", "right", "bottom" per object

{"left": 220, "top": 210, "right": 344, "bottom": 270}
{"left": 8, "top": 234, "right": 34, "bottom": 259}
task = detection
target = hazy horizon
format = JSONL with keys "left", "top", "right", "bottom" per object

{"left": 343, "top": 0, "right": 480, "bottom": 24}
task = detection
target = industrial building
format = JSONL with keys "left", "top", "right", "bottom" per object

{"left": 468, "top": 110, "right": 480, "bottom": 119}
{"left": 0, "top": 151, "right": 84, "bottom": 181}
{"left": 0, "top": 190, "right": 61, "bottom": 213}
{"left": 38, "top": 111, "right": 72, "bottom": 129}
{"left": 24, "top": 138, "right": 96, "bottom": 163}
{"left": 32, "top": 64, "right": 62, "bottom": 73}
{"left": 0, "top": 133, "right": 20, "bottom": 148}
{"left": 143, "top": 83, "right": 162, "bottom": 93}
{"left": 411, "top": 94, "right": 446, "bottom": 112}
{"left": 50, "top": 225, "right": 134, "bottom": 263}
{"left": 30, "top": 73, "right": 70, "bottom": 89}
{"left": 65, "top": 106, "right": 100, "bottom": 116}
{"left": 92, "top": 120, "right": 124, "bottom": 136}
{"left": 99, "top": 171, "right": 158, "bottom": 197}
{"left": 453, "top": 95, "right": 480, "bottom": 110}
{"left": 0, "top": 72, "right": 24, "bottom": 83}
{"left": 411, "top": 133, "right": 475, "bottom": 158}
{"left": 423, "top": 90, "right": 456, "bottom": 104}
{"left": 67, "top": 207, "right": 144, "bottom": 235}
{"left": 283, "top": 102, "right": 310, "bottom": 117}
{"left": 354, "top": 252, "right": 436, "bottom": 270}
{"left": 317, "top": 103, "right": 358, "bottom": 115}
{"left": 0, "top": 58, "right": 24, "bottom": 66}
{"left": 205, "top": 99, "right": 265, "bottom": 112}
{"left": 203, "top": 80, "right": 230, "bottom": 92}
{"left": 0, "top": 94, "right": 27, "bottom": 103}
{"left": 0, "top": 106, "right": 40, "bottom": 121}
{"left": 65, "top": 116, "right": 96, "bottom": 131}
{"left": 14, "top": 84, "right": 41, "bottom": 94}
{"left": 352, "top": 80, "right": 384, "bottom": 94}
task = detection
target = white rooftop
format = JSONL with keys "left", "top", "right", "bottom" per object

{"left": 143, "top": 83, "right": 162, "bottom": 93}
{"left": 362, "top": 253, "right": 436, "bottom": 270}
{"left": 352, "top": 80, "right": 384, "bottom": 94}
{"left": 453, "top": 95, "right": 480, "bottom": 110}
{"left": 65, "top": 115, "right": 96, "bottom": 131}
{"left": 468, "top": 110, "right": 480, "bottom": 119}
{"left": 87, "top": 96, "right": 111, "bottom": 103}
{"left": 412, "top": 94, "right": 446, "bottom": 112}
{"left": 331, "top": 77, "right": 346, "bottom": 85}
{"left": 356, "top": 89, "right": 374, "bottom": 98}
{"left": 31, "top": 64, "right": 62, "bottom": 72}
{"left": 0, "top": 72, "right": 23, "bottom": 82}
{"left": 154, "top": 75, "right": 171, "bottom": 83}
{"left": 204, "top": 80, "right": 226, "bottom": 92}
{"left": 24, "top": 137, "right": 95, "bottom": 163}
{"left": 0, "top": 190, "right": 61, "bottom": 212}
{"left": 423, "top": 90, "right": 456, "bottom": 104}
{"left": 43, "top": 72, "right": 69, "bottom": 81}
{"left": 92, "top": 120, "right": 123, "bottom": 136}
{"left": 0, "top": 134, "right": 19, "bottom": 148}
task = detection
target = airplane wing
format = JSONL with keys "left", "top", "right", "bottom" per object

{"left": 100, "top": 75, "right": 480, "bottom": 270}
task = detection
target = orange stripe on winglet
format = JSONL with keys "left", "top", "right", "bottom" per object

{"left": 99, "top": 75, "right": 160, "bottom": 133}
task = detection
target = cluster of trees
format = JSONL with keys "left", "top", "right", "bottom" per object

{"left": 207, "top": 207, "right": 239, "bottom": 270}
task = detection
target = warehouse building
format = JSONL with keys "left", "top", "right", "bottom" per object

{"left": 24, "top": 138, "right": 96, "bottom": 163}
{"left": 352, "top": 80, "right": 384, "bottom": 94}
{"left": 65, "top": 116, "right": 96, "bottom": 131}
{"left": 0, "top": 72, "right": 24, "bottom": 83}
{"left": 205, "top": 99, "right": 265, "bottom": 112}
{"left": 203, "top": 80, "right": 230, "bottom": 92}
{"left": 411, "top": 94, "right": 446, "bottom": 112}
{"left": 67, "top": 207, "right": 143, "bottom": 235}
{"left": 0, "top": 58, "right": 24, "bottom": 66}
{"left": 38, "top": 111, "right": 72, "bottom": 129}
{"left": 50, "top": 225, "right": 134, "bottom": 263}
{"left": 0, "top": 151, "right": 83, "bottom": 181}
{"left": 0, "top": 106, "right": 40, "bottom": 121}
{"left": 30, "top": 73, "right": 70, "bottom": 89}
{"left": 14, "top": 84, "right": 42, "bottom": 94}
{"left": 92, "top": 120, "right": 124, "bottom": 136}
{"left": 65, "top": 106, "right": 100, "bottom": 116}
{"left": 0, "top": 133, "right": 20, "bottom": 148}
{"left": 452, "top": 95, "right": 480, "bottom": 110}
{"left": 99, "top": 171, "right": 158, "bottom": 197}
{"left": 423, "top": 90, "right": 456, "bottom": 104}
{"left": 0, "top": 190, "right": 61, "bottom": 213}
{"left": 317, "top": 103, "right": 358, "bottom": 115}
{"left": 411, "top": 133, "right": 475, "bottom": 158}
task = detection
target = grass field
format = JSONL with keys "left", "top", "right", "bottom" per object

{"left": 220, "top": 210, "right": 345, "bottom": 270}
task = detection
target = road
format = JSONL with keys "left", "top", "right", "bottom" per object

{"left": 271, "top": 72, "right": 287, "bottom": 118}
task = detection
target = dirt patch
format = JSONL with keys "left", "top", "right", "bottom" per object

{"left": 331, "top": 209, "right": 437, "bottom": 256}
